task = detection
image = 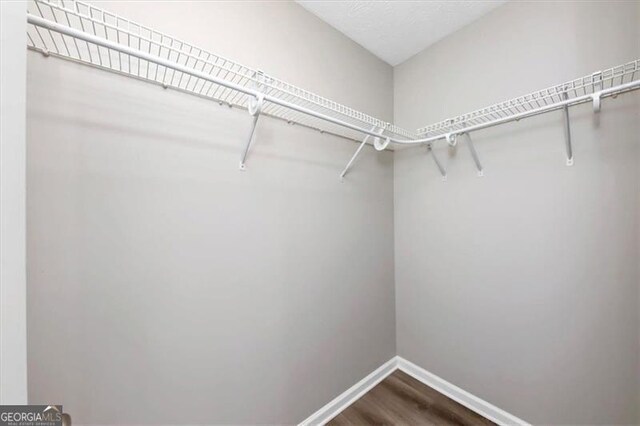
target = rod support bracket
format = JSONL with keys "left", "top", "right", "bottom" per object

{"left": 562, "top": 91, "right": 574, "bottom": 166}
{"left": 373, "top": 135, "right": 391, "bottom": 151}
{"left": 239, "top": 104, "right": 262, "bottom": 171}
{"left": 592, "top": 71, "right": 603, "bottom": 113}
{"left": 427, "top": 144, "right": 447, "bottom": 181}
{"left": 247, "top": 93, "right": 265, "bottom": 117}
{"left": 340, "top": 125, "right": 383, "bottom": 179}
{"left": 462, "top": 133, "right": 483, "bottom": 177}
{"left": 239, "top": 72, "right": 267, "bottom": 171}
{"left": 446, "top": 133, "right": 457, "bottom": 147}
{"left": 592, "top": 93, "right": 602, "bottom": 112}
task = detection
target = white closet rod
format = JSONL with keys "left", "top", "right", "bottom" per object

{"left": 26, "top": 13, "right": 407, "bottom": 145}
{"left": 401, "top": 79, "right": 640, "bottom": 146}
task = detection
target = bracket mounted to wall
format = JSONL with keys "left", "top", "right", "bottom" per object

{"left": 462, "top": 133, "right": 483, "bottom": 177}
{"left": 445, "top": 133, "right": 457, "bottom": 147}
{"left": 592, "top": 71, "right": 603, "bottom": 113}
{"left": 239, "top": 72, "right": 265, "bottom": 171}
{"left": 427, "top": 144, "right": 447, "bottom": 181}
{"left": 340, "top": 125, "right": 386, "bottom": 180}
{"left": 561, "top": 91, "right": 574, "bottom": 166}
{"left": 373, "top": 133, "right": 392, "bottom": 151}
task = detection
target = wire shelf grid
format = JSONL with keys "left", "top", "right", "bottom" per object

{"left": 417, "top": 60, "right": 640, "bottom": 139}
{"left": 26, "top": 0, "right": 415, "bottom": 143}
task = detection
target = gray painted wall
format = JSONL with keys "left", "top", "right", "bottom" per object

{"left": 1, "top": 0, "right": 28, "bottom": 404}
{"left": 26, "top": 2, "right": 395, "bottom": 424}
{"left": 26, "top": 1, "right": 640, "bottom": 424}
{"left": 394, "top": 2, "right": 640, "bottom": 424}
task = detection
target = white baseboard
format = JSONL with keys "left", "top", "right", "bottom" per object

{"left": 396, "top": 356, "right": 530, "bottom": 426}
{"left": 299, "top": 356, "right": 529, "bottom": 426}
{"left": 298, "top": 357, "right": 397, "bottom": 426}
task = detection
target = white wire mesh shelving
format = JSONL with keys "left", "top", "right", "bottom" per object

{"left": 415, "top": 59, "right": 640, "bottom": 143}
{"left": 26, "top": 0, "right": 415, "bottom": 145}
{"left": 24, "top": 0, "right": 640, "bottom": 176}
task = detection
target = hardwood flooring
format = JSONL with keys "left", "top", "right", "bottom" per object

{"left": 327, "top": 370, "right": 495, "bottom": 426}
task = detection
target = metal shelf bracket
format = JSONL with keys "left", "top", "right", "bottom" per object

{"left": 373, "top": 131, "right": 391, "bottom": 151}
{"left": 562, "top": 91, "right": 574, "bottom": 166}
{"left": 592, "top": 71, "right": 603, "bottom": 113}
{"left": 239, "top": 109, "right": 261, "bottom": 171}
{"left": 239, "top": 72, "right": 265, "bottom": 171}
{"left": 340, "top": 125, "right": 384, "bottom": 180}
{"left": 427, "top": 144, "right": 447, "bottom": 181}
{"left": 462, "top": 133, "right": 484, "bottom": 177}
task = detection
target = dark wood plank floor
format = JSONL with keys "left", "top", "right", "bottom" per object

{"left": 327, "top": 370, "right": 495, "bottom": 426}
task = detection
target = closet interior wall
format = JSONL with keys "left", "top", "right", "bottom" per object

{"left": 1, "top": 0, "right": 28, "bottom": 405}
{"left": 23, "top": 0, "right": 640, "bottom": 424}
{"left": 394, "top": 1, "right": 640, "bottom": 424}
{"left": 26, "top": 2, "right": 396, "bottom": 424}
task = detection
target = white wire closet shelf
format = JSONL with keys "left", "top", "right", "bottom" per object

{"left": 25, "top": 0, "right": 415, "bottom": 150}
{"left": 415, "top": 60, "right": 640, "bottom": 144}
{"left": 24, "top": 0, "right": 640, "bottom": 178}
{"left": 411, "top": 59, "right": 640, "bottom": 178}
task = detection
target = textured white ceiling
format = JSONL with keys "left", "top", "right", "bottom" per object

{"left": 296, "top": 1, "right": 506, "bottom": 66}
